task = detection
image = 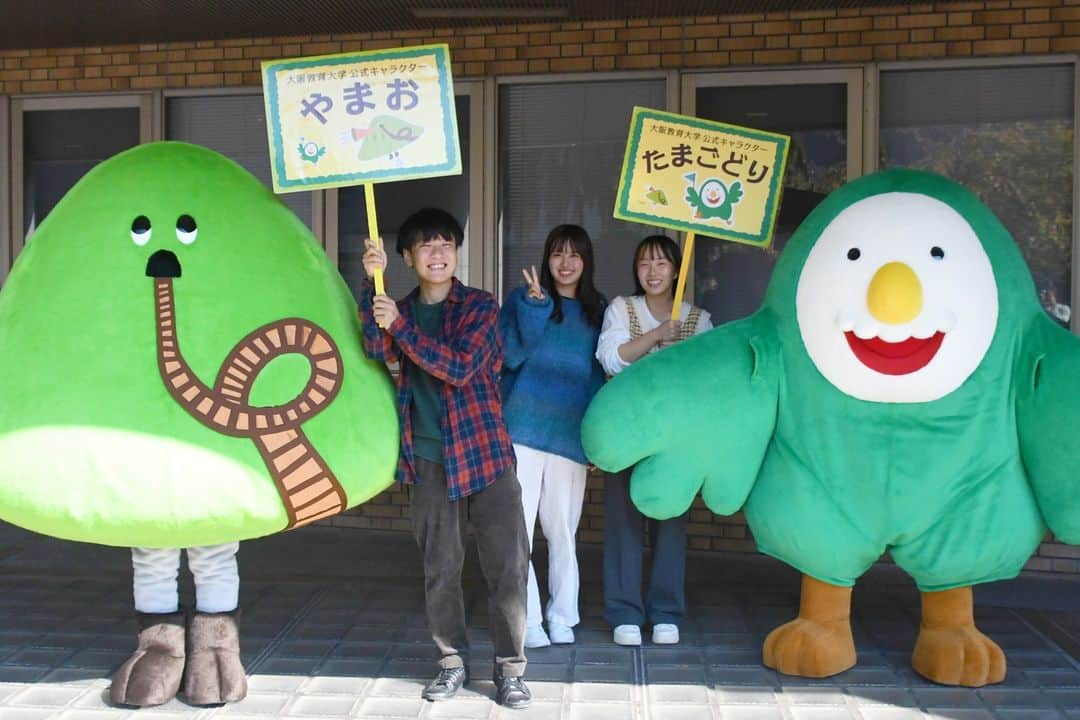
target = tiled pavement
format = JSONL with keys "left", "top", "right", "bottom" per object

{"left": 2, "top": 523, "right": 1080, "bottom": 719}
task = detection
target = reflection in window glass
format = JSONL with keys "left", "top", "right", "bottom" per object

{"left": 499, "top": 80, "right": 667, "bottom": 302}
{"left": 880, "top": 65, "right": 1074, "bottom": 326}
{"left": 167, "top": 95, "right": 314, "bottom": 229}
{"left": 694, "top": 83, "right": 849, "bottom": 325}
{"left": 23, "top": 108, "right": 139, "bottom": 239}
{"left": 338, "top": 95, "right": 469, "bottom": 300}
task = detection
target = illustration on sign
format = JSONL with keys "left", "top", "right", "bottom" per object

{"left": 262, "top": 44, "right": 460, "bottom": 193}
{"left": 614, "top": 107, "right": 790, "bottom": 248}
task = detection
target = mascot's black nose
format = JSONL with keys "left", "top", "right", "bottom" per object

{"left": 146, "top": 250, "right": 181, "bottom": 278}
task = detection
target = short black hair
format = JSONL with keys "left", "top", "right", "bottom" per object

{"left": 396, "top": 208, "right": 464, "bottom": 256}
{"left": 632, "top": 235, "right": 682, "bottom": 297}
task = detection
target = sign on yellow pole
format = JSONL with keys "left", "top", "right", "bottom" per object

{"left": 614, "top": 107, "right": 789, "bottom": 318}
{"left": 261, "top": 44, "right": 460, "bottom": 192}
{"left": 614, "top": 106, "right": 789, "bottom": 249}
{"left": 261, "top": 43, "right": 462, "bottom": 319}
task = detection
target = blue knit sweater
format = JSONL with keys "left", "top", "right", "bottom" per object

{"left": 499, "top": 286, "right": 605, "bottom": 465}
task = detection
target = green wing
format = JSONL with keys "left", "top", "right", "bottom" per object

{"left": 582, "top": 316, "right": 779, "bottom": 519}
{"left": 684, "top": 185, "right": 702, "bottom": 211}
{"left": 1017, "top": 315, "right": 1080, "bottom": 543}
{"left": 728, "top": 180, "right": 744, "bottom": 206}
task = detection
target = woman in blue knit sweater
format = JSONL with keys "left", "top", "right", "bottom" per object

{"left": 499, "top": 224, "right": 607, "bottom": 649}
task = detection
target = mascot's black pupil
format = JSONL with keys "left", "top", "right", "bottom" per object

{"left": 177, "top": 215, "right": 197, "bottom": 232}
{"left": 847, "top": 248, "right": 860, "bottom": 261}
{"left": 132, "top": 216, "right": 151, "bottom": 233}
{"left": 931, "top": 246, "right": 945, "bottom": 259}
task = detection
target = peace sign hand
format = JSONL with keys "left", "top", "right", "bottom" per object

{"left": 522, "top": 265, "right": 545, "bottom": 300}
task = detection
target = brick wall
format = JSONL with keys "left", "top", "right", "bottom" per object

{"left": 3, "top": 1, "right": 1080, "bottom": 93}
{"left": 4, "top": 0, "right": 1080, "bottom": 575}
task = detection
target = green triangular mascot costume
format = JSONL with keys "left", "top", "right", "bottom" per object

{"left": 582, "top": 168, "right": 1080, "bottom": 687}
{"left": 0, "top": 142, "right": 399, "bottom": 706}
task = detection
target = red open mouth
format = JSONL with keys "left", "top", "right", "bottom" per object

{"left": 844, "top": 331, "right": 945, "bottom": 375}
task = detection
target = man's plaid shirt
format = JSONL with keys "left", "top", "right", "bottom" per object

{"left": 359, "top": 277, "right": 515, "bottom": 500}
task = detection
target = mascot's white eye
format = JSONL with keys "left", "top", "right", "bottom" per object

{"left": 130, "top": 215, "right": 151, "bottom": 246}
{"left": 176, "top": 214, "right": 197, "bottom": 245}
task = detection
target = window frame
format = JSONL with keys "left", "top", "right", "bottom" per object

{"left": 0, "top": 95, "right": 8, "bottom": 285}
{"left": 679, "top": 66, "right": 865, "bottom": 304}
{"left": 322, "top": 78, "right": 486, "bottom": 288}
{"left": 10, "top": 92, "right": 154, "bottom": 264}
{"left": 872, "top": 54, "right": 1080, "bottom": 334}
{"left": 493, "top": 69, "right": 678, "bottom": 300}
{"left": 162, "top": 86, "right": 324, "bottom": 243}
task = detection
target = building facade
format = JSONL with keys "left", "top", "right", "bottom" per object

{"left": 3, "top": 1, "right": 1079, "bottom": 574}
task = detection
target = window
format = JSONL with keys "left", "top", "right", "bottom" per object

{"left": 686, "top": 70, "right": 861, "bottom": 324}
{"left": 166, "top": 94, "right": 315, "bottom": 230}
{"left": 880, "top": 64, "right": 1075, "bottom": 326}
{"left": 499, "top": 78, "right": 668, "bottom": 302}
{"left": 13, "top": 95, "right": 153, "bottom": 258}
{"left": 337, "top": 94, "right": 472, "bottom": 300}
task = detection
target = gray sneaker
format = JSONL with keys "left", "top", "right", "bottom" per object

{"left": 493, "top": 672, "right": 531, "bottom": 709}
{"left": 422, "top": 666, "right": 468, "bottom": 701}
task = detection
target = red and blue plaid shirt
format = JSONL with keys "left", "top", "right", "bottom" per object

{"left": 359, "top": 278, "right": 515, "bottom": 500}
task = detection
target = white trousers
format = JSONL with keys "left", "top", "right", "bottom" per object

{"left": 131, "top": 542, "right": 240, "bottom": 614}
{"left": 515, "top": 444, "right": 588, "bottom": 629}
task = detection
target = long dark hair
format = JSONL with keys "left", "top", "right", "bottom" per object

{"left": 538, "top": 224, "right": 606, "bottom": 327}
{"left": 631, "top": 234, "right": 681, "bottom": 298}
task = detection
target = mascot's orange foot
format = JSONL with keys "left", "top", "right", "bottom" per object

{"left": 763, "top": 616, "right": 856, "bottom": 677}
{"left": 912, "top": 623, "right": 1005, "bottom": 686}
{"left": 911, "top": 586, "right": 1005, "bottom": 687}
{"left": 763, "top": 575, "right": 856, "bottom": 678}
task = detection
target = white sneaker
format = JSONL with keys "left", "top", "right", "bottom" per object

{"left": 613, "top": 624, "right": 642, "bottom": 646}
{"left": 652, "top": 623, "right": 679, "bottom": 644}
{"left": 548, "top": 623, "right": 575, "bottom": 645}
{"left": 525, "top": 625, "right": 550, "bottom": 649}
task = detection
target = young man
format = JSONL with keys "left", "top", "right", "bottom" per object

{"left": 358, "top": 208, "right": 531, "bottom": 709}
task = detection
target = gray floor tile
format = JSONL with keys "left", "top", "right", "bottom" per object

{"left": 715, "top": 709, "right": 783, "bottom": 720}
{"left": 7, "top": 684, "right": 85, "bottom": 707}
{"left": 647, "top": 683, "right": 709, "bottom": 704}
{"left": 286, "top": 694, "right": 357, "bottom": 716}
{"left": 217, "top": 692, "right": 292, "bottom": 715}
{"left": 570, "top": 681, "right": 632, "bottom": 703}
{"left": 426, "top": 699, "right": 493, "bottom": 718}
{"left": 494, "top": 701, "right": 561, "bottom": 720}
{"left": 354, "top": 696, "right": 424, "bottom": 717}
{"left": 567, "top": 703, "right": 635, "bottom": 720}
{"left": 649, "top": 706, "right": 715, "bottom": 720}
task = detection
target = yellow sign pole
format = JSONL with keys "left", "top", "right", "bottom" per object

{"left": 364, "top": 182, "right": 389, "bottom": 329}
{"left": 364, "top": 183, "right": 384, "bottom": 296}
{"left": 671, "top": 231, "right": 695, "bottom": 321}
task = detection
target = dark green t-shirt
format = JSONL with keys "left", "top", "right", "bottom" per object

{"left": 409, "top": 299, "right": 446, "bottom": 463}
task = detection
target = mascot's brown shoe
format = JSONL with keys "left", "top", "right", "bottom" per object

{"left": 763, "top": 575, "right": 856, "bottom": 678}
{"left": 110, "top": 611, "right": 186, "bottom": 707}
{"left": 912, "top": 586, "right": 1005, "bottom": 687}
{"left": 182, "top": 611, "right": 248, "bottom": 705}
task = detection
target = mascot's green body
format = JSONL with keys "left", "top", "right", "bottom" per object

{"left": 0, "top": 142, "right": 398, "bottom": 706}
{"left": 0, "top": 142, "right": 398, "bottom": 548}
{"left": 583, "top": 169, "right": 1080, "bottom": 687}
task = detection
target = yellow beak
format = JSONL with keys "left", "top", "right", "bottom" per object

{"left": 867, "top": 262, "right": 922, "bottom": 325}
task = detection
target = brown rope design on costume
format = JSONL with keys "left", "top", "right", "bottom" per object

{"left": 153, "top": 278, "right": 346, "bottom": 529}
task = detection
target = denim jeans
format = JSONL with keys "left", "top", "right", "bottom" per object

{"left": 602, "top": 468, "right": 688, "bottom": 628}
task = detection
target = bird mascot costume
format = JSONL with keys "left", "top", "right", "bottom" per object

{"left": 583, "top": 168, "right": 1080, "bottom": 687}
